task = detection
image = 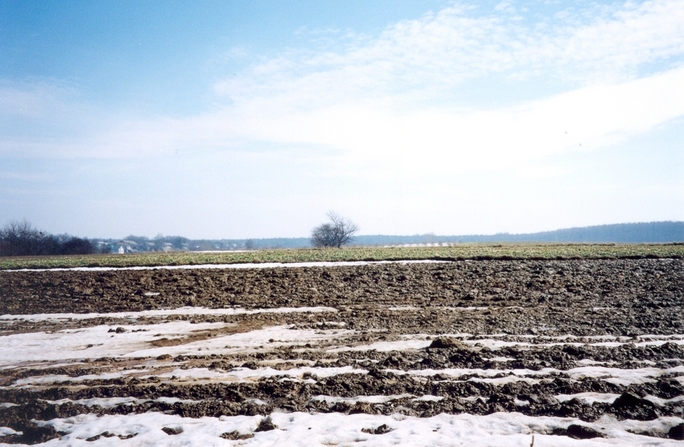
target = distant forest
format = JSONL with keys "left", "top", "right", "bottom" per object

{"left": 102, "top": 221, "right": 683, "bottom": 253}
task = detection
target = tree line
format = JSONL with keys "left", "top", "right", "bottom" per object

{"left": 0, "top": 220, "right": 96, "bottom": 257}
{"left": 2, "top": 219, "right": 681, "bottom": 257}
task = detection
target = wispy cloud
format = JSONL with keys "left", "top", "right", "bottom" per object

{"left": 0, "top": 80, "right": 81, "bottom": 119}
{"left": 1, "top": 0, "right": 683, "bottom": 171}
{"left": 215, "top": 0, "right": 684, "bottom": 103}
{"left": 211, "top": 66, "right": 684, "bottom": 176}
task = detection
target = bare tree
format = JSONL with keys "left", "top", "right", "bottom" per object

{"left": 311, "top": 212, "right": 358, "bottom": 248}
{"left": 0, "top": 219, "right": 95, "bottom": 257}
{"left": 0, "top": 219, "right": 51, "bottom": 256}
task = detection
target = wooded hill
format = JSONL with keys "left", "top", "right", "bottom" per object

{"left": 354, "top": 221, "right": 684, "bottom": 246}
{"left": 149, "top": 221, "right": 683, "bottom": 250}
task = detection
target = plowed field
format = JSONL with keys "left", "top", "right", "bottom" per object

{"left": 1, "top": 259, "right": 683, "bottom": 445}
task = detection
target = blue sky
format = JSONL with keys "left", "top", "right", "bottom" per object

{"left": 1, "top": 0, "right": 683, "bottom": 239}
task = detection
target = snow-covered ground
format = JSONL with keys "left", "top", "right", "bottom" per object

{"left": 21, "top": 412, "right": 684, "bottom": 446}
{"left": 3, "top": 259, "right": 447, "bottom": 273}
{"left": 0, "top": 306, "right": 337, "bottom": 322}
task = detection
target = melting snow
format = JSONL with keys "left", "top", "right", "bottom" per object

{"left": 0, "top": 306, "right": 337, "bottom": 322}
{"left": 310, "top": 394, "right": 414, "bottom": 404}
{"left": 45, "top": 397, "right": 204, "bottom": 408}
{"left": 4, "top": 259, "right": 447, "bottom": 273}
{"left": 0, "top": 322, "right": 354, "bottom": 368}
{"left": 556, "top": 393, "right": 621, "bottom": 405}
{"left": 14, "top": 411, "right": 682, "bottom": 447}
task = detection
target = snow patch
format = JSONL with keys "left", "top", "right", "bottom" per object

{"left": 310, "top": 394, "right": 414, "bottom": 404}
{"left": 556, "top": 393, "right": 621, "bottom": 405}
{"left": 0, "top": 322, "right": 353, "bottom": 368}
{"left": 5, "top": 259, "right": 448, "bottom": 273}
{"left": 0, "top": 306, "right": 337, "bottom": 322}
{"left": 35, "top": 411, "right": 684, "bottom": 447}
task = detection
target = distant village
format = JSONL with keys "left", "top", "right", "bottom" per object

{"left": 103, "top": 221, "right": 684, "bottom": 254}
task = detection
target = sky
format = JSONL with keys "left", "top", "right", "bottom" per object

{"left": 1, "top": 0, "right": 683, "bottom": 239}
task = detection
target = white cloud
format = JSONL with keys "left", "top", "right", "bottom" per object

{"left": 215, "top": 0, "right": 684, "bottom": 105}
{"left": 191, "top": 0, "right": 684, "bottom": 178}
{"left": 192, "top": 66, "right": 684, "bottom": 177}
{"left": 2, "top": 0, "right": 683, "bottom": 170}
{"left": 0, "top": 80, "right": 80, "bottom": 119}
